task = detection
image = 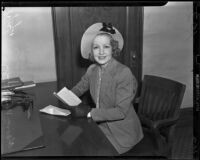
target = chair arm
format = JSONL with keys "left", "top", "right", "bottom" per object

{"left": 138, "top": 113, "right": 179, "bottom": 158}
{"left": 152, "top": 115, "right": 179, "bottom": 130}
{"left": 138, "top": 114, "right": 179, "bottom": 130}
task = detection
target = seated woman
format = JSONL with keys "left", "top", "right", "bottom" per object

{"left": 69, "top": 22, "right": 143, "bottom": 155}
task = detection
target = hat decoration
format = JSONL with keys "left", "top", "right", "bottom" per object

{"left": 100, "top": 22, "right": 116, "bottom": 34}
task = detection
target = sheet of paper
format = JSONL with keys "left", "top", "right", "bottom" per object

{"left": 55, "top": 87, "right": 82, "bottom": 106}
{"left": 39, "top": 105, "right": 71, "bottom": 116}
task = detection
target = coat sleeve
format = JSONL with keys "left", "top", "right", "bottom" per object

{"left": 91, "top": 67, "right": 138, "bottom": 122}
{"left": 71, "top": 65, "right": 94, "bottom": 97}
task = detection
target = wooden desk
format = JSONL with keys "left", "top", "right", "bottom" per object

{"left": 2, "top": 82, "right": 118, "bottom": 156}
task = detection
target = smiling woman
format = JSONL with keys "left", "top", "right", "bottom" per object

{"left": 2, "top": 7, "right": 56, "bottom": 83}
{"left": 67, "top": 22, "right": 144, "bottom": 155}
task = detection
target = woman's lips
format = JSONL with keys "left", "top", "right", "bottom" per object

{"left": 98, "top": 56, "right": 106, "bottom": 60}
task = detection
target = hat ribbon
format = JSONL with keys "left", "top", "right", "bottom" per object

{"left": 100, "top": 22, "right": 116, "bottom": 34}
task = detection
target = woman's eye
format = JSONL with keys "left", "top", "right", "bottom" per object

{"left": 104, "top": 45, "right": 111, "bottom": 48}
{"left": 93, "top": 46, "right": 98, "bottom": 49}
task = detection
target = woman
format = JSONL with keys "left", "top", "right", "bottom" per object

{"left": 69, "top": 22, "right": 143, "bottom": 154}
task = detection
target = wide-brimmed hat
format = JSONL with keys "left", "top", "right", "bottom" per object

{"left": 81, "top": 22, "right": 124, "bottom": 59}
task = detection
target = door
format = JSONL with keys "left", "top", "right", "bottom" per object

{"left": 52, "top": 7, "right": 143, "bottom": 98}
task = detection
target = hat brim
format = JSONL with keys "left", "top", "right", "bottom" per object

{"left": 81, "top": 22, "right": 124, "bottom": 59}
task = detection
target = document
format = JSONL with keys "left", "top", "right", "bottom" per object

{"left": 40, "top": 105, "right": 71, "bottom": 116}
{"left": 53, "top": 87, "right": 82, "bottom": 106}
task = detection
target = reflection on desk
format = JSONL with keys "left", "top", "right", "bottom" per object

{"left": 2, "top": 82, "right": 118, "bottom": 156}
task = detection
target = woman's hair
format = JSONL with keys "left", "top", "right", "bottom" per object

{"left": 89, "top": 33, "right": 121, "bottom": 62}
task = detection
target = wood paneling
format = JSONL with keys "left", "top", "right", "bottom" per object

{"left": 52, "top": 7, "right": 73, "bottom": 89}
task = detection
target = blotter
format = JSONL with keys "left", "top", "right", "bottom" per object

{"left": 40, "top": 105, "right": 71, "bottom": 116}
{"left": 53, "top": 87, "right": 82, "bottom": 106}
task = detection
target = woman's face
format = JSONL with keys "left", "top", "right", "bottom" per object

{"left": 92, "top": 34, "right": 112, "bottom": 66}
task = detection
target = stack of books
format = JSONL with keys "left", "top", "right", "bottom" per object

{"left": 1, "top": 77, "right": 36, "bottom": 91}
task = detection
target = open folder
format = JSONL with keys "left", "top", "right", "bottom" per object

{"left": 53, "top": 87, "right": 82, "bottom": 106}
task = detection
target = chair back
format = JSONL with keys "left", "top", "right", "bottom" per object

{"left": 138, "top": 75, "right": 186, "bottom": 121}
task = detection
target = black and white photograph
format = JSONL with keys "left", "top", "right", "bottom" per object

{"left": 1, "top": 1, "right": 197, "bottom": 159}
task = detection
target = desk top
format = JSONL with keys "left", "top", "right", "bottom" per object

{"left": 2, "top": 82, "right": 118, "bottom": 156}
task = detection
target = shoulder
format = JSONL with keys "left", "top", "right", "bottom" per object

{"left": 114, "top": 60, "right": 133, "bottom": 77}
{"left": 114, "top": 60, "right": 137, "bottom": 84}
{"left": 86, "top": 63, "right": 97, "bottom": 75}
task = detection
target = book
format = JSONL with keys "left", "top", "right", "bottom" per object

{"left": 1, "top": 77, "right": 24, "bottom": 90}
{"left": 14, "top": 81, "right": 36, "bottom": 90}
{"left": 53, "top": 87, "right": 82, "bottom": 106}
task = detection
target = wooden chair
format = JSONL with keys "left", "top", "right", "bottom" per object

{"left": 121, "top": 75, "right": 186, "bottom": 159}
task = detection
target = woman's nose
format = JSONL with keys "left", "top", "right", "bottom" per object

{"left": 99, "top": 48, "right": 104, "bottom": 55}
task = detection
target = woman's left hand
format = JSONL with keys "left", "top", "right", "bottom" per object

{"left": 70, "top": 103, "right": 91, "bottom": 118}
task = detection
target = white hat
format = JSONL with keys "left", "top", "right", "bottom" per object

{"left": 81, "top": 22, "right": 124, "bottom": 59}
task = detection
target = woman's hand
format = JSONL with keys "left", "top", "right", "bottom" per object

{"left": 70, "top": 103, "right": 91, "bottom": 118}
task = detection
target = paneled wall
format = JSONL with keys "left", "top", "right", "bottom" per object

{"left": 143, "top": 2, "right": 193, "bottom": 108}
